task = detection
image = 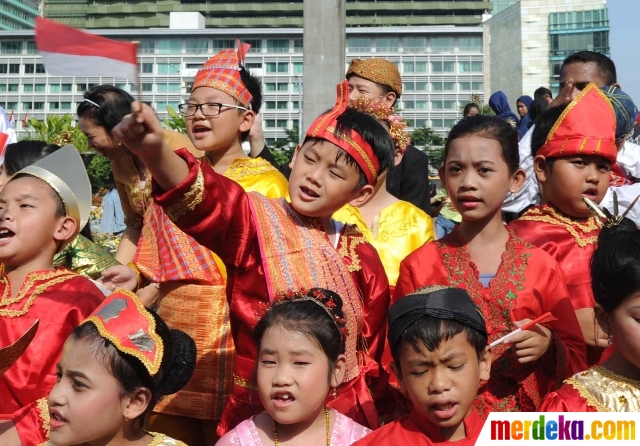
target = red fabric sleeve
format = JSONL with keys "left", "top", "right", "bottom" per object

{"left": 540, "top": 385, "right": 596, "bottom": 412}
{"left": 12, "top": 398, "right": 49, "bottom": 446}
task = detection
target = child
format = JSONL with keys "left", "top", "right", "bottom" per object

{"left": 102, "top": 44, "right": 289, "bottom": 444}
{"left": 217, "top": 288, "right": 372, "bottom": 445}
{"left": 111, "top": 80, "right": 393, "bottom": 433}
{"left": 395, "top": 115, "right": 586, "bottom": 414}
{"left": 542, "top": 214, "right": 640, "bottom": 411}
{"left": 334, "top": 97, "right": 434, "bottom": 290}
{"left": 0, "top": 145, "right": 105, "bottom": 444}
{"left": 31, "top": 290, "right": 196, "bottom": 445}
{"left": 509, "top": 84, "right": 617, "bottom": 364}
{"left": 355, "top": 286, "right": 491, "bottom": 445}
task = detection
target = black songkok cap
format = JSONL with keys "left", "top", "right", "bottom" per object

{"left": 388, "top": 287, "right": 487, "bottom": 352}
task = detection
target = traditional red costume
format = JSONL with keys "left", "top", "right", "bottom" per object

{"left": 510, "top": 84, "right": 617, "bottom": 366}
{"left": 394, "top": 230, "right": 586, "bottom": 415}
{"left": 353, "top": 408, "right": 485, "bottom": 446}
{"left": 153, "top": 82, "right": 391, "bottom": 435}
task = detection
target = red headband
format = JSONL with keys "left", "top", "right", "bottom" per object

{"left": 306, "top": 80, "right": 380, "bottom": 184}
{"left": 538, "top": 83, "right": 617, "bottom": 163}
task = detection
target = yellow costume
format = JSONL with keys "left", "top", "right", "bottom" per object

{"left": 334, "top": 201, "right": 434, "bottom": 286}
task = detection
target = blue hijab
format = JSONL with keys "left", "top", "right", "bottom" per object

{"left": 489, "top": 91, "right": 520, "bottom": 129}
{"left": 517, "top": 95, "right": 533, "bottom": 138}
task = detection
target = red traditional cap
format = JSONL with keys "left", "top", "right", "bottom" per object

{"left": 192, "top": 39, "right": 253, "bottom": 108}
{"left": 306, "top": 80, "right": 381, "bottom": 184}
{"left": 538, "top": 83, "right": 617, "bottom": 163}
{"left": 83, "top": 289, "right": 164, "bottom": 376}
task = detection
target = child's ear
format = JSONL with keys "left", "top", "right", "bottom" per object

{"left": 122, "top": 387, "right": 152, "bottom": 421}
{"left": 289, "top": 144, "right": 302, "bottom": 170}
{"left": 348, "top": 184, "right": 375, "bottom": 207}
{"left": 390, "top": 361, "right": 407, "bottom": 395}
{"left": 594, "top": 304, "right": 612, "bottom": 336}
{"left": 238, "top": 109, "right": 256, "bottom": 134}
{"left": 479, "top": 346, "right": 492, "bottom": 384}
{"left": 533, "top": 155, "right": 550, "bottom": 184}
{"left": 330, "top": 354, "right": 347, "bottom": 389}
{"left": 394, "top": 147, "right": 404, "bottom": 167}
{"left": 509, "top": 168, "right": 527, "bottom": 194}
{"left": 438, "top": 165, "right": 445, "bottom": 184}
{"left": 53, "top": 217, "right": 78, "bottom": 243}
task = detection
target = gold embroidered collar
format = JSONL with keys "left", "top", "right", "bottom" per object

{"left": 519, "top": 205, "right": 601, "bottom": 247}
{"left": 566, "top": 366, "right": 640, "bottom": 412}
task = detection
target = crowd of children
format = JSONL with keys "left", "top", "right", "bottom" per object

{"left": 1, "top": 45, "right": 640, "bottom": 446}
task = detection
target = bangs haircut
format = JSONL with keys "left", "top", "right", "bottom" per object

{"left": 391, "top": 315, "right": 488, "bottom": 370}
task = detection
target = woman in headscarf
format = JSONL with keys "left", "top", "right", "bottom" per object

{"left": 516, "top": 95, "right": 533, "bottom": 138}
{"left": 488, "top": 91, "right": 520, "bottom": 130}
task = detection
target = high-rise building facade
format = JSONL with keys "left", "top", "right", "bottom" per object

{"left": 43, "top": 0, "right": 492, "bottom": 28}
{"left": 0, "top": 24, "right": 485, "bottom": 141}
{"left": 0, "top": 0, "right": 41, "bottom": 30}
{"left": 485, "top": 0, "right": 609, "bottom": 108}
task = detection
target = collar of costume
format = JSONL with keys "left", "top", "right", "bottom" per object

{"left": 388, "top": 287, "right": 487, "bottom": 351}
{"left": 83, "top": 289, "right": 164, "bottom": 376}
{"left": 306, "top": 80, "right": 380, "bottom": 184}
{"left": 16, "top": 144, "right": 91, "bottom": 236}
{"left": 346, "top": 58, "right": 402, "bottom": 96}
{"left": 192, "top": 39, "right": 252, "bottom": 108}
{"left": 538, "top": 82, "right": 617, "bottom": 163}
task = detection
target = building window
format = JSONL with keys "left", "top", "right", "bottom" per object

{"left": 77, "top": 83, "right": 87, "bottom": 92}
{"left": 415, "top": 82, "right": 427, "bottom": 91}
{"left": 8, "top": 84, "right": 18, "bottom": 92}
{"left": 444, "top": 118, "right": 457, "bottom": 128}
{"left": 62, "top": 84, "right": 72, "bottom": 92}
{"left": 431, "top": 100, "right": 443, "bottom": 111}
{"left": 157, "top": 83, "right": 181, "bottom": 93}
{"left": 157, "top": 63, "right": 181, "bottom": 75}
{"left": 416, "top": 118, "right": 428, "bottom": 128}
{"left": 138, "top": 40, "right": 155, "bottom": 54}
{"left": 0, "top": 64, "right": 6, "bottom": 74}
{"left": 444, "top": 82, "right": 456, "bottom": 92}
{"left": 156, "top": 101, "right": 180, "bottom": 111}
{"left": 277, "top": 119, "right": 288, "bottom": 128}
{"left": 416, "top": 100, "right": 428, "bottom": 110}
{"left": 278, "top": 83, "right": 289, "bottom": 92}
{"left": 265, "top": 119, "right": 276, "bottom": 128}
{"left": 443, "top": 61, "right": 455, "bottom": 73}
{"left": 431, "top": 82, "right": 443, "bottom": 92}
{"left": 116, "top": 82, "right": 127, "bottom": 91}
{"left": 141, "top": 62, "right": 153, "bottom": 74}
{"left": 550, "top": 31, "right": 609, "bottom": 57}
{"left": 24, "top": 84, "right": 33, "bottom": 93}
{"left": 267, "top": 39, "right": 290, "bottom": 53}
{"left": 444, "top": 100, "right": 457, "bottom": 110}
{"left": 458, "top": 37, "right": 482, "bottom": 53}
{"left": 404, "top": 37, "right": 426, "bottom": 53}
{"left": 294, "top": 39, "right": 303, "bottom": 52}
{"left": 377, "top": 38, "right": 399, "bottom": 52}
{"left": 293, "top": 62, "right": 303, "bottom": 74}
{"left": 246, "top": 39, "right": 263, "bottom": 53}
{"left": 416, "top": 62, "right": 427, "bottom": 73}
{"left": 186, "top": 38, "right": 209, "bottom": 54}
{"left": 347, "top": 38, "right": 372, "bottom": 53}
{"left": 34, "top": 102, "right": 44, "bottom": 110}
{"left": 142, "top": 83, "right": 153, "bottom": 92}
{"left": 277, "top": 62, "right": 289, "bottom": 73}
{"left": 35, "top": 84, "right": 45, "bottom": 92}
{"left": 22, "top": 102, "right": 32, "bottom": 111}
{"left": 403, "top": 62, "right": 414, "bottom": 74}
{"left": 213, "top": 39, "right": 235, "bottom": 52}
{"left": 292, "top": 101, "right": 300, "bottom": 110}
{"left": 1, "top": 41, "right": 22, "bottom": 55}
{"left": 36, "top": 64, "right": 45, "bottom": 74}
{"left": 431, "top": 61, "right": 442, "bottom": 73}
{"left": 50, "top": 84, "right": 60, "bottom": 93}
{"left": 246, "top": 62, "right": 262, "bottom": 70}
{"left": 431, "top": 37, "right": 455, "bottom": 53}
{"left": 277, "top": 101, "right": 288, "bottom": 110}
{"left": 459, "top": 82, "right": 471, "bottom": 91}
{"left": 9, "top": 64, "right": 19, "bottom": 74}
{"left": 61, "top": 102, "right": 72, "bottom": 110}
{"left": 403, "top": 100, "right": 414, "bottom": 110}
{"left": 404, "top": 119, "right": 415, "bottom": 128}
{"left": 158, "top": 39, "right": 182, "bottom": 54}
{"left": 472, "top": 61, "right": 483, "bottom": 72}
{"left": 50, "top": 102, "right": 60, "bottom": 110}
{"left": 403, "top": 82, "right": 414, "bottom": 92}
{"left": 265, "top": 83, "right": 276, "bottom": 91}
{"left": 472, "top": 81, "right": 484, "bottom": 91}
{"left": 265, "top": 101, "right": 276, "bottom": 110}
{"left": 26, "top": 40, "right": 37, "bottom": 54}
{"left": 458, "top": 61, "right": 471, "bottom": 73}
{"left": 266, "top": 62, "right": 276, "bottom": 73}
{"left": 0, "top": 84, "right": 5, "bottom": 92}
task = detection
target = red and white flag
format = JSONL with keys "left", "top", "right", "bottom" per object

{"left": 22, "top": 113, "right": 29, "bottom": 127}
{"left": 35, "top": 17, "right": 138, "bottom": 81}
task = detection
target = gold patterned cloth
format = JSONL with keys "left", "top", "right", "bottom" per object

{"left": 39, "top": 431, "right": 187, "bottom": 446}
{"left": 334, "top": 201, "right": 434, "bottom": 286}
{"left": 566, "top": 366, "right": 640, "bottom": 411}
{"left": 347, "top": 58, "right": 403, "bottom": 96}
{"left": 53, "top": 234, "right": 119, "bottom": 279}
{"left": 138, "top": 156, "right": 287, "bottom": 421}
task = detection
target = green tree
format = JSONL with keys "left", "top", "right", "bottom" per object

{"left": 271, "top": 127, "right": 299, "bottom": 166}
{"left": 86, "top": 154, "right": 113, "bottom": 193}
{"left": 22, "top": 114, "right": 90, "bottom": 152}
{"left": 411, "top": 127, "right": 446, "bottom": 170}
{"left": 162, "top": 105, "right": 186, "bottom": 134}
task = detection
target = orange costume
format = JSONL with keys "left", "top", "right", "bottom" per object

{"left": 510, "top": 84, "right": 617, "bottom": 365}
{"left": 152, "top": 82, "right": 391, "bottom": 434}
{"left": 134, "top": 45, "right": 288, "bottom": 428}
{"left": 394, "top": 230, "right": 586, "bottom": 415}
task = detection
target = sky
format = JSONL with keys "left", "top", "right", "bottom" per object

{"left": 609, "top": 0, "right": 640, "bottom": 102}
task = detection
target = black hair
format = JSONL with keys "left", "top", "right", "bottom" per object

{"left": 530, "top": 105, "right": 566, "bottom": 159}
{"left": 77, "top": 85, "right": 134, "bottom": 133}
{"left": 560, "top": 51, "right": 617, "bottom": 85}
{"left": 463, "top": 103, "right": 480, "bottom": 117}
{"left": 71, "top": 309, "right": 196, "bottom": 424}
{"left": 444, "top": 115, "right": 520, "bottom": 174}
{"left": 591, "top": 218, "right": 640, "bottom": 313}
{"left": 254, "top": 289, "right": 346, "bottom": 376}
{"left": 534, "top": 87, "right": 553, "bottom": 101}
{"left": 4, "top": 141, "right": 61, "bottom": 176}
{"left": 10, "top": 173, "right": 65, "bottom": 218}
{"left": 302, "top": 108, "right": 395, "bottom": 188}
{"left": 527, "top": 98, "right": 549, "bottom": 124}
{"left": 238, "top": 66, "right": 263, "bottom": 143}
{"left": 391, "top": 316, "right": 488, "bottom": 370}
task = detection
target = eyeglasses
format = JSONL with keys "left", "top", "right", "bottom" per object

{"left": 178, "top": 102, "right": 248, "bottom": 117}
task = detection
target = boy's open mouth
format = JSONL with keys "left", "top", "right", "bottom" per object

{"left": 0, "top": 229, "right": 15, "bottom": 241}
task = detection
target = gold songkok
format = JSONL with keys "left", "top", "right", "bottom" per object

{"left": 346, "top": 58, "right": 403, "bottom": 96}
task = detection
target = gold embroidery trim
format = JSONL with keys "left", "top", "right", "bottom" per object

{"left": 37, "top": 397, "right": 50, "bottom": 437}
{"left": 0, "top": 270, "right": 79, "bottom": 318}
{"left": 146, "top": 431, "right": 188, "bottom": 446}
{"left": 85, "top": 289, "right": 164, "bottom": 376}
{"left": 325, "top": 126, "right": 377, "bottom": 182}
{"left": 519, "top": 206, "right": 600, "bottom": 247}
{"left": 338, "top": 224, "right": 367, "bottom": 272}
{"left": 224, "top": 157, "right": 279, "bottom": 182}
{"left": 233, "top": 373, "right": 258, "bottom": 390}
{"left": 164, "top": 167, "right": 205, "bottom": 222}
{"left": 565, "top": 376, "right": 611, "bottom": 412}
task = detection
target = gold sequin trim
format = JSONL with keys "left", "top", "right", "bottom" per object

{"left": 519, "top": 206, "right": 600, "bottom": 247}
{"left": 326, "top": 126, "right": 377, "bottom": 181}
{"left": 233, "top": 373, "right": 258, "bottom": 390}
{"left": 146, "top": 431, "right": 188, "bottom": 446}
{"left": 0, "top": 270, "right": 79, "bottom": 318}
{"left": 37, "top": 398, "right": 50, "bottom": 437}
{"left": 164, "top": 167, "right": 205, "bottom": 222}
{"left": 337, "top": 224, "right": 367, "bottom": 272}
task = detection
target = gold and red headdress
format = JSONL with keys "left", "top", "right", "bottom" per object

{"left": 348, "top": 95, "right": 410, "bottom": 153}
{"left": 346, "top": 58, "right": 402, "bottom": 96}
{"left": 192, "top": 39, "right": 253, "bottom": 108}
{"left": 83, "top": 289, "right": 164, "bottom": 376}
{"left": 538, "top": 83, "right": 617, "bottom": 163}
{"left": 306, "top": 80, "right": 381, "bottom": 184}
